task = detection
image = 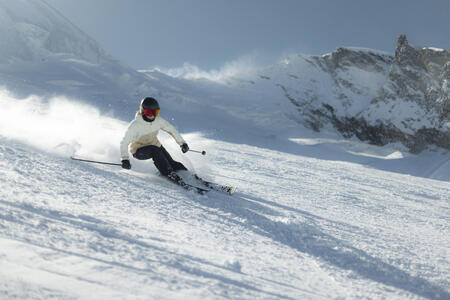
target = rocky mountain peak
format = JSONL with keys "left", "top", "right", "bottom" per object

{"left": 260, "top": 35, "right": 450, "bottom": 152}
{"left": 442, "top": 62, "right": 450, "bottom": 80}
{"left": 395, "top": 34, "right": 425, "bottom": 69}
{"left": 439, "top": 62, "right": 450, "bottom": 120}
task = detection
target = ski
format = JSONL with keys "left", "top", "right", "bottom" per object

{"left": 167, "top": 175, "right": 209, "bottom": 195}
{"left": 194, "top": 175, "right": 236, "bottom": 195}
{"left": 182, "top": 182, "right": 209, "bottom": 195}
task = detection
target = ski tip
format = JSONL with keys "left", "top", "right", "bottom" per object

{"left": 228, "top": 187, "right": 237, "bottom": 195}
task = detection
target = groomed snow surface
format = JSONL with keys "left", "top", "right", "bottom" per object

{"left": 0, "top": 93, "right": 449, "bottom": 299}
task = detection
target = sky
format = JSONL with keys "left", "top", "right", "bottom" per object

{"left": 45, "top": 0, "right": 450, "bottom": 72}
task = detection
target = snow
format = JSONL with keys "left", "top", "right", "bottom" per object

{"left": 0, "top": 0, "right": 105, "bottom": 64}
{"left": 0, "top": 1, "right": 449, "bottom": 299}
{"left": 1, "top": 129, "right": 449, "bottom": 299}
{"left": 423, "top": 47, "right": 445, "bottom": 52}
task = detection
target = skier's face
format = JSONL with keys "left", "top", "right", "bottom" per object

{"left": 143, "top": 109, "right": 159, "bottom": 120}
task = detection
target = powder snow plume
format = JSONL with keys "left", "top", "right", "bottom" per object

{"left": 0, "top": 88, "right": 125, "bottom": 161}
{"left": 0, "top": 88, "right": 207, "bottom": 174}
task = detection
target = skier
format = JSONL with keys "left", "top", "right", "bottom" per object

{"left": 120, "top": 97, "right": 189, "bottom": 183}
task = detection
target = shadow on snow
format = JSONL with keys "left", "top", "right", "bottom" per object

{"left": 193, "top": 192, "right": 449, "bottom": 300}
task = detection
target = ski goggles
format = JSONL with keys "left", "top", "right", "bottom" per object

{"left": 143, "top": 108, "right": 160, "bottom": 117}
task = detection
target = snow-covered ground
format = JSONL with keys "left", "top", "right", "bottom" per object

{"left": 0, "top": 91, "right": 449, "bottom": 299}
{"left": 1, "top": 1, "right": 449, "bottom": 298}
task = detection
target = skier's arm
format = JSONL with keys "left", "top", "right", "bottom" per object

{"left": 160, "top": 118, "right": 186, "bottom": 146}
{"left": 120, "top": 122, "right": 138, "bottom": 160}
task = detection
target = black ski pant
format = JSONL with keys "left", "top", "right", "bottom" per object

{"left": 133, "top": 145, "right": 187, "bottom": 176}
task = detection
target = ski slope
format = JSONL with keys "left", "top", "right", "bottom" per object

{"left": 0, "top": 1, "right": 449, "bottom": 298}
{"left": 0, "top": 128, "right": 449, "bottom": 299}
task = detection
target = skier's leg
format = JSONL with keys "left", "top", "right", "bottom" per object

{"left": 133, "top": 145, "right": 154, "bottom": 160}
{"left": 160, "top": 146, "right": 187, "bottom": 171}
{"left": 133, "top": 145, "right": 174, "bottom": 176}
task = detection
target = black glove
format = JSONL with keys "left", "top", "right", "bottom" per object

{"left": 121, "top": 159, "right": 131, "bottom": 169}
{"left": 181, "top": 143, "right": 189, "bottom": 153}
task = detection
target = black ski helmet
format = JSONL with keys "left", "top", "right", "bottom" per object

{"left": 140, "top": 97, "right": 160, "bottom": 122}
{"left": 140, "top": 97, "right": 160, "bottom": 111}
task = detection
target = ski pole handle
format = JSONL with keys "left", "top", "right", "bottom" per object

{"left": 189, "top": 150, "right": 206, "bottom": 155}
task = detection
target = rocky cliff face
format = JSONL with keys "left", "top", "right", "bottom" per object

{"left": 390, "top": 34, "right": 450, "bottom": 121}
{"left": 238, "top": 35, "right": 450, "bottom": 153}
{"left": 359, "top": 35, "right": 450, "bottom": 152}
{"left": 439, "top": 62, "right": 450, "bottom": 120}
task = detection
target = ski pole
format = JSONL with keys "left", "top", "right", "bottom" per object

{"left": 189, "top": 150, "right": 206, "bottom": 155}
{"left": 70, "top": 156, "right": 122, "bottom": 166}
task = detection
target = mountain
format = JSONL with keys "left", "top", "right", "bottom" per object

{"left": 0, "top": 0, "right": 105, "bottom": 64}
{"left": 0, "top": 0, "right": 162, "bottom": 120}
{"left": 1, "top": 2, "right": 449, "bottom": 153}
{"left": 210, "top": 35, "right": 450, "bottom": 153}
{"left": 0, "top": 0, "right": 272, "bottom": 135}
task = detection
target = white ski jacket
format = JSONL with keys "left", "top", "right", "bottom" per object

{"left": 120, "top": 113, "right": 186, "bottom": 160}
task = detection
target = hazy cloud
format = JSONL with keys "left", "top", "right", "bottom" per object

{"left": 153, "top": 53, "right": 262, "bottom": 82}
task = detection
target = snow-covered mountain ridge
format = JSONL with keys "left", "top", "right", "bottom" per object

{"left": 0, "top": 0, "right": 106, "bottom": 64}
{"left": 216, "top": 35, "right": 450, "bottom": 153}
{"left": 0, "top": 0, "right": 162, "bottom": 120}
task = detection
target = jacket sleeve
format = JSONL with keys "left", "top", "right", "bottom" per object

{"left": 160, "top": 118, "right": 186, "bottom": 146}
{"left": 120, "top": 121, "right": 138, "bottom": 160}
